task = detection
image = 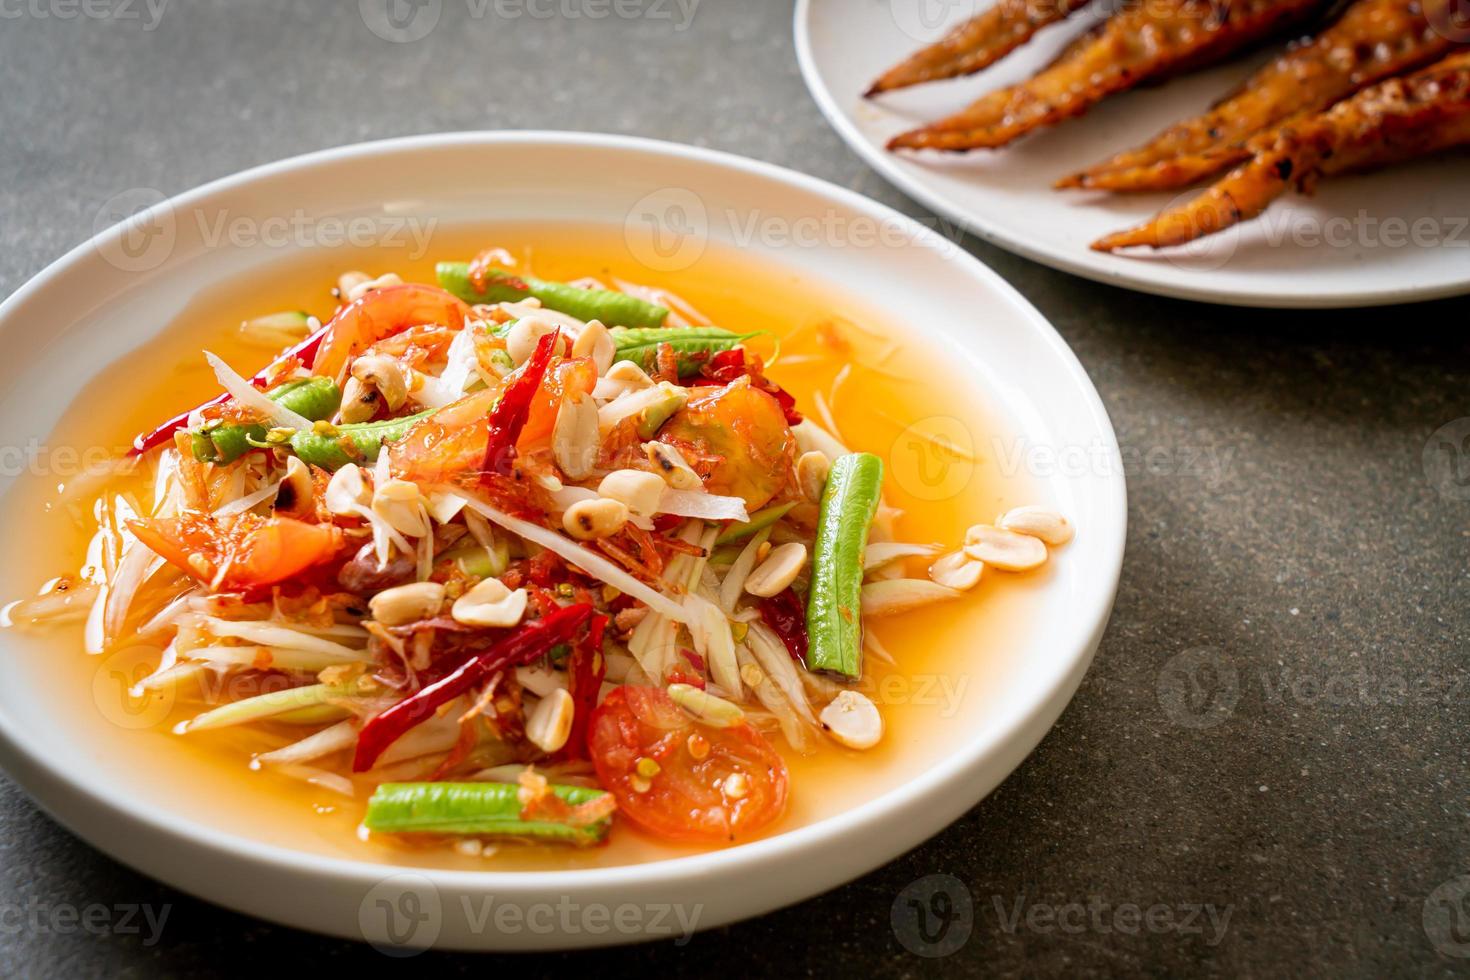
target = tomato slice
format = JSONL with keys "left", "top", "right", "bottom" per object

{"left": 387, "top": 386, "right": 501, "bottom": 484}
{"left": 589, "top": 686, "right": 789, "bottom": 843}
{"left": 129, "top": 513, "right": 342, "bottom": 590}
{"left": 518, "top": 356, "right": 597, "bottom": 452}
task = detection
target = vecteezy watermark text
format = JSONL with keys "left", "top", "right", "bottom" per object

{"left": 358, "top": 873, "right": 702, "bottom": 955}
{"left": 890, "top": 875, "right": 1233, "bottom": 957}
{"left": 992, "top": 894, "right": 1233, "bottom": 946}
{"left": 1158, "top": 646, "right": 1470, "bottom": 728}
{"left": 0, "top": 898, "right": 170, "bottom": 946}
{"left": 0, "top": 0, "right": 168, "bottom": 29}
{"left": 359, "top": 0, "right": 700, "bottom": 43}
{"left": 92, "top": 188, "right": 440, "bottom": 272}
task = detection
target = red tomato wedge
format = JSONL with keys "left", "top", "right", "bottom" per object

{"left": 589, "top": 686, "right": 789, "bottom": 843}
{"left": 129, "top": 513, "right": 342, "bottom": 590}
{"left": 387, "top": 386, "right": 501, "bottom": 484}
{"left": 518, "top": 355, "right": 597, "bottom": 452}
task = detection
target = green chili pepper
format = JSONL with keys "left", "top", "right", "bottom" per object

{"left": 608, "top": 326, "right": 757, "bottom": 376}
{"left": 287, "top": 409, "right": 433, "bottom": 470}
{"left": 190, "top": 378, "right": 341, "bottom": 464}
{"left": 364, "top": 781, "right": 612, "bottom": 845}
{"left": 437, "top": 262, "right": 668, "bottom": 329}
{"left": 715, "top": 501, "right": 797, "bottom": 546}
{"left": 806, "top": 453, "right": 884, "bottom": 678}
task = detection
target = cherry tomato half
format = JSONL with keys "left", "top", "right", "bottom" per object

{"left": 589, "top": 686, "right": 789, "bottom": 844}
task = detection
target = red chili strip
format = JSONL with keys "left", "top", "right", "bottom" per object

{"left": 558, "top": 612, "right": 607, "bottom": 762}
{"left": 758, "top": 588, "right": 809, "bottom": 668}
{"left": 481, "top": 329, "right": 559, "bottom": 480}
{"left": 129, "top": 324, "right": 330, "bottom": 455}
{"left": 352, "top": 601, "right": 592, "bottom": 772}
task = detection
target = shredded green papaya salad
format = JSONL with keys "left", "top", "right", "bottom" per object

{"left": 7, "top": 251, "right": 1073, "bottom": 853}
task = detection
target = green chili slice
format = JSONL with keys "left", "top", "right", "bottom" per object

{"left": 806, "top": 453, "right": 884, "bottom": 678}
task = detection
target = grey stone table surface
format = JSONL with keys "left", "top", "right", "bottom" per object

{"left": 1, "top": 1, "right": 1467, "bottom": 976}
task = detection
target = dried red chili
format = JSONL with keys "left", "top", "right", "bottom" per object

{"left": 351, "top": 602, "right": 592, "bottom": 772}
{"left": 558, "top": 612, "right": 607, "bottom": 761}
{"left": 758, "top": 588, "right": 809, "bottom": 667}
{"left": 481, "top": 329, "right": 559, "bottom": 479}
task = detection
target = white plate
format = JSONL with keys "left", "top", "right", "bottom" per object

{"left": 0, "top": 132, "right": 1125, "bottom": 951}
{"left": 796, "top": 0, "right": 1470, "bottom": 308}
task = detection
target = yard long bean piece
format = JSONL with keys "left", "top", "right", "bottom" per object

{"left": 287, "top": 409, "right": 433, "bottom": 470}
{"left": 806, "top": 453, "right": 884, "bottom": 678}
{"left": 190, "top": 378, "right": 340, "bottom": 464}
{"left": 364, "top": 782, "right": 612, "bottom": 845}
{"left": 436, "top": 262, "right": 668, "bottom": 329}
{"left": 609, "top": 326, "right": 754, "bottom": 376}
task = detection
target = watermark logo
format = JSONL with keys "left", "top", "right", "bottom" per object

{"left": 625, "top": 187, "right": 709, "bottom": 274}
{"left": 892, "top": 874, "right": 974, "bottom": 957}
{"left": 1427, "top": 0, "right": 1470, "bottom": 41}
{"left": 93, "top": 187, "right": 175, "bottom": 273}
{"left": 1423, "top": 418, "right": 1470, "bottom": 502}
{"left": 359, "top": 873, "right": 443, "bottom": 956}
{"left": 1158, "top": 647, "right": 1239, "bottom": 729}
{"left": 888, "top": 0, "right": 980, "bottom": 42}
{"left": 1156, "top": 189, "right": 1241, "bottom": 272}
{"left": 360, "top": 0, "right": 441, "bottom": 42}
{"left": 1424, "top": 875, "right": 1470, "bottom": 958}
{"left": 888, "top": 415, "right": 976, "bottom": 503}
{"left": 92, "top": 645, "right": 175, "bottom": 730}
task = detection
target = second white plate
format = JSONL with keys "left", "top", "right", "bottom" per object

{"left": 796, "top": 0, "right": 1470, "bottom": 308}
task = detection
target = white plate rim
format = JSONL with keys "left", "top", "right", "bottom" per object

{"left": 0, "top": 130, "right": 1127, "bottom": 947}
{"left": 793, "top": 0, "right": 1470, "bottom": 309}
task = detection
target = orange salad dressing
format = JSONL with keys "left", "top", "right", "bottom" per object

{"left": 0, "top": 225, "right": 1052, "bottom": 870}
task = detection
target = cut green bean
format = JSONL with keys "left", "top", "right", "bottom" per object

{"left": 437, "top": 262, "right": 667, "bottom": 329}
{"left": 287, "top": 409, "right": 432, "bottom": 470}
{"left": 715, "top": 501, "right": 797, "bottom": 546}
{"left": 806, "top": 453, "right": 884, "bottom": 678}
{"left": 608, "top": 326, "right": 756, "bottom": 376}
{"left": 191, "top": 378, "right": 341, "bottom": 464}
{"left": 364, "top": 781, "right": 612, "bottom": 845}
